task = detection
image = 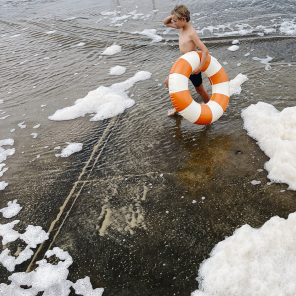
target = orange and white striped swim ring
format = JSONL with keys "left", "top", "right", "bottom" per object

{"left": 169, "top": 51, "right": 230, "bottom": 125}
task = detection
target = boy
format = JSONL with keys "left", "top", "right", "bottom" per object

{"left": 163, "top": 4, "right": 210, "bottom": 116}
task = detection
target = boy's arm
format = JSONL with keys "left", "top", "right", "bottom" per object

{"left": 190, "top": 30, "right": 209, "bottom": 74}
{"left": 163, "top": 15, "right": 177, "bottom": 28}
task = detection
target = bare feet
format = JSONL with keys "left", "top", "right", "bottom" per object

{"left": 168, "top": 108, "right": 177, "bottom": 116}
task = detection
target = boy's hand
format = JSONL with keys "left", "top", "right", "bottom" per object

{"left": 192, "top": 66, "right": 202, "bottom": 75}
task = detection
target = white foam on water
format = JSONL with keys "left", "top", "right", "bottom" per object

{"left": 72, "top": 276, "right": 104, "bottom": 296}
{"left": 48, "top": 71, "right": 151, "bottom": 122}
{"left": 63, "top": 16, "right": 76, "bottom": 20}
{"left": 192, "top": 212, "right": 296, "bottom": 296}
{"left": 264, "top": 28, "right": 276, "bottom": 34}
{"left": 133, "top": 29, "right": 162, "bottom": 43}
{"left": 227, "top": 45, "right": 239, "bottom": 51}
{"left": 0, "top": 115, "right": 10, "bottom": 120}
{"left": 101, "top": 11, "right": 117, "bottom": 16}
{"left": 33, "top": 124, "right": 41, "bottom": 129}
{"left": 31, "top": 133, "right": 38, "bottom": 139}
{"left": 73, "top": 42, "right": 85, "bottom": 47}
{"left": 18, "top": 121, "right": 26, "bottom": 128}
{"left": 0, "top": 139, "right": 15, "bottom": 191}
{"left": 251, "top": 180, "right": 261, "bottom": 185}
{"left": 109, "top": 66, "right": 126, "bottom": 75}
{"left": 242, "top": 102, "right": 296, "bottom": 190}
{"left": 46, "top": 30, "right": 56, "bottom": 34}
{"left": 111, "top": 15, "right": 131, "bottom": 23}
{"left": 55, "top": 143, "right": 83, "bottom": 157}
{"left": 101, "top": 44, "right": 121, "bottom": 55}
{"left": 0, "top": 181, "right": 8, "bottom": 190}
{"left": 279, "top": 20, "right": 296, "bottom": 35}
{"left": 0, "top": 100, "right": 3, "bottom": 104}
{"left": 129, "top": 10, "right": 144, "bottom": 19}
{"left": 253, "top": 56, "right": 273, "bottom": 70}
{"left": 0, "top": 204, "right": 104, "bottom": 295}
{"left": 0, "top": 200, "right": 22, "bottom": 218}
{"left": 229, "top": 73, "right": 249, "bottom": 96}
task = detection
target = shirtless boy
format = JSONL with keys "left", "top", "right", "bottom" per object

{"left": 163, "top": 4, "right": 210, "bottom": 116}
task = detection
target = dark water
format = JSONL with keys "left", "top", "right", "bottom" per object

{"left": 0, "top": 0, "right": 296, "bottom": 295}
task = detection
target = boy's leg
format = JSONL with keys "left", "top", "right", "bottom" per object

{"left": 195, "top": 84, "right": 210, "bottom": 104}
{"left": 190, "top": 73, "right": 210, "bottom": 104}
{"left": 165, "top": 75, "right": 177, "bottom": 116}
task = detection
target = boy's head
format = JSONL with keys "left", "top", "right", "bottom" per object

{"left": 171, "top": 4, "right": 190, "bottom": 22}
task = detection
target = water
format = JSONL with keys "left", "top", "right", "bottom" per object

{"left": 0, "top": 0, "right": 296, "bottom": 295}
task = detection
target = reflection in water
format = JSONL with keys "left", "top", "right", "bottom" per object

{"left": 173, "top": 116, "right": 232, "bottom": 191}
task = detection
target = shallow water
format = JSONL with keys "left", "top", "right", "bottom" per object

{"left": 1, "top": 0, "right": 296, "bottom": 295}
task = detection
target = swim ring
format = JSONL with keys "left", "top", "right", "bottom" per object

{"left": 169, "top": 52, "right": 230, "bottom": 125}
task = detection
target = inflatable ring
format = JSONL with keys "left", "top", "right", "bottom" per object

{"left": 169, "top": 51, "right": 230, "bottom": 125}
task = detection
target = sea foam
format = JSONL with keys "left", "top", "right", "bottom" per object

{"left": 48, "top": 71, "right": 151, "bottom": 122}
{"left": 133, "top": 29, "right": 163, "bottom": 43}
{"left": 0, "top": 204, "right": 104, "bottom": 295}
{"left": 242, "top": 102, "right": 296, "bottom": 190}
{"left": 102, "top": 44, "right": 121, "bottom": 55}
{"left": 192, "top": 212, "right": 296, "bottom": 296}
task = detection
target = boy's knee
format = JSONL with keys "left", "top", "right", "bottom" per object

{"left": 195, "top": 86, "right": 204, "bottom": 94}
{"left": 165, "top": 76, "right": 169, "bottom": 87}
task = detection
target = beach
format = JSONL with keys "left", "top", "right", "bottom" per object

{"left": 1, "top": 0, "right": 296, "bottom": 295}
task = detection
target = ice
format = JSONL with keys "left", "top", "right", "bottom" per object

{"left": 0, "top": 100, "right": 3, "bottom": 104}
{"left": 229, "top": 73, "right": 249, "bottom": 96}
{"left": 0, "top": 200, "right": 22, "bottom": 218}
{"left": 0, "top": 115, "right": 10, "bottom": 120}
{"left": 101, "top": 44, "right": 121, "bottom": 55}
{"left": 109, "top": 66, "right": 126, "bottom": 76}
{"left": 279, "top": 21, "right": 296, "bottom": 35}
{"left": 33, "top": 124, "right": 41, "bottom": 128}
{"left": 31, "top": 133, "right": 38, "bottom": 138}
{"left": 232, "top": 39, "right": 239, "bottom": 44}
{"left": 46, "top": 30, "right": 56, "bottom": 34}
{"left": 192, "top": 212, "right": 296, "bottom": 296}
{"left": 48, "top": 71, "right": 151, "bottom": 122}
{"left": 55, "top": 143, "right": 83, "bottom": 157}
{"left": 228, "top": 45, "right": 239, "bottom": 51}
{"left": 253, "top": 56, "right": 273, "bottom": 70}
{"left": 133, "top": 29, "right": 162, "bottom": 43}
{"left": 242, "top": 102, "right": 296, "bottom": 190}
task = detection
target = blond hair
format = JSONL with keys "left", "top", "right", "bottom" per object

{"left": 171, "top": 4, "right": 190, "bottom": 22}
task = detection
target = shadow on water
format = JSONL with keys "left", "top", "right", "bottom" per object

{"left": 172, "top": 116, "right": 232, "bottom": 192}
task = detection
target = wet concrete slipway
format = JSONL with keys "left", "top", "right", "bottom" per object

{"left": 1, "top": 0, "right": 296, "bottom": 295}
